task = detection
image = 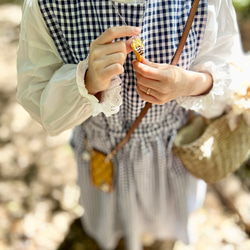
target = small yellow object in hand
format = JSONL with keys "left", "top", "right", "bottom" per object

{"left": 131, "top": 37, "right": 144, "bottom": 62}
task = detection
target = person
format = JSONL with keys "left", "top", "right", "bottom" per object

{"left": 16, "top": 0, "right": 242, "bottom": 249}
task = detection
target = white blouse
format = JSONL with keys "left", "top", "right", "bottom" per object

{"left": 17, "top": 0, "right": 243, "bottom": 135}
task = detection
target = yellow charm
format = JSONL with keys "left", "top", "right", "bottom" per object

{"left": 131, "top": 37, "right": 144, "bottom": 62}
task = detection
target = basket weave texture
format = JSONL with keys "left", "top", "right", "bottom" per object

{"left": 173, "top": 115, "right": 250, "bottom": 183}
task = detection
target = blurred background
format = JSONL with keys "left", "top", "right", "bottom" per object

{"left": 0, "top": 0, "right": 250, "bottom": 250}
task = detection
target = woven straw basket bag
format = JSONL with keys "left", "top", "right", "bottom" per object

{"left": 173, "top": 114, "right": 250, "bottom": 183}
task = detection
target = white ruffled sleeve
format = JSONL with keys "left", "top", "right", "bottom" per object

{"left": 17, "top": 0, "right": 122, "bottom": 136}
{"left": 176, "top": 0, "right": 243, "bottom": 118}
{"left": 76, "top": 58, "right": 122, "bottom": 117}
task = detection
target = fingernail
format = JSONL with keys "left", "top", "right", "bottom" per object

{"left": 133, "top": 27, "right": 141, "bottom": 33}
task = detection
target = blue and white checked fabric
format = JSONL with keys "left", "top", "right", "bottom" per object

{"left": 38, "top": 1, "right": 208, "bottom": 249}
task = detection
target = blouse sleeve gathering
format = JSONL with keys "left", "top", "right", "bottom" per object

{"left": 16, "top": 0, "right": 122, "bottom": 136}
{"left": 176, "top": 0, "right": 243, "bottom": 118}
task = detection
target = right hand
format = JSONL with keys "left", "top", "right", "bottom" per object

{"left": 85, "top": 26, "right": 141, "bottom": 95}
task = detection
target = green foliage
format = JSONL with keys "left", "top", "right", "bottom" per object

{"left": 233, "top": 0, "right": 250, "bottom": 9}
{"left": 233, "top": 0, "right": 250, "bottom": 18}
{"left": 0, "top": 0, "right": 23, "bottom": 5}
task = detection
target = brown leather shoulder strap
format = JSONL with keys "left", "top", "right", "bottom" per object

{"left": 107, "top": 0, "right": 201, "bottom": 160}
{"left": 171, "top": 0, "right": 201, "bottom": 66}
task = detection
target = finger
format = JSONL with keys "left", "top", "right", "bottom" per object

{"left": 141, "top": 57, "right": 171, "bottom": 70}
{"left": 89, "top": 41, "right": 127, "bottom": 61}
{"left": 125, "top": 37, "right": 136, "bottom": 54}
{"left": 136, "top": 85, "right": 158, "bottom": 104}
{"left": 133, "top": 60, "right": 160, "bottom": 80}
{"left": 133, "top": 60, "right": 175, "bottom": 85}
{"left": 137, "top": 85, "right": 167, "bottom": 105}
{"left": 97, "top": 26, "right": 141, "bottom": 45}
{"left": 135, "top": 72, "right": 159, "bottom": 88}
{"left": 103, "top": 52, "right": 126, "bottom": 68}
{"left": 137, "top": 84, "right": 155, "bottom": 96}
{"left": 105, "top": 41, "right": 127, "bottom": 56}
{"left": 141, "top": 57, "right": 159, "bottom": 68}
{"left": 137, "top": 83, "right": 166, "bottom": 100}
{"left": 136, "top": 71, "right": 171, "bottom": 94}
{"left": 91, "top": 41, "right": 126, "bottom": 57}
{"left": 103, "top": 63, "right": 124, "bottom": 78}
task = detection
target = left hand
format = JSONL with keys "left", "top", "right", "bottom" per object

{"left": 132, "top": 58, "right": 213, "bottom": 105}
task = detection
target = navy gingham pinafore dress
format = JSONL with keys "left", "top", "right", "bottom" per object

{"left": 38, "top": 0, "right": 208, "bottom": 249}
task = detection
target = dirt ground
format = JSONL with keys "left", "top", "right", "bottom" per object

{"left": 0, "top": 3, "right": 250, "bottom": 250}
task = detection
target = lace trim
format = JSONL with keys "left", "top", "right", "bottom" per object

{"left": 76, "top": 57, "right": 122, "bottom": 117}
{"left": 99, "top": 75, "right": 122, "bottom": 117}
{"left": 176, "top": 61, "right": 227, "bottom": 113}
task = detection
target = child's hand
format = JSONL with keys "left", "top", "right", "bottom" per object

{"left": 132, "top": 58, "right": 213, "bottom": 105}
{"left": 85, "top": 26, "right": 141, "bottom": 95}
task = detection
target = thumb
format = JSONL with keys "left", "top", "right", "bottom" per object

{"left": 125, "top": 37, "right": 135, "bottom": 54}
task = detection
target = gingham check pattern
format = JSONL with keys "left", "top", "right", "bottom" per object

{"left": 38, "top": 0, "right": 207, "bottom": 137}
{"left": 38, "top": 1, "right": 208, "bottom": 249}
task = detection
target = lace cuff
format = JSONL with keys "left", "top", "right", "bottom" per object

{"left": 76, "top": 57, "right": 122, "bottom": 117}
{"left": 176, "top": 61, "right": 229, "bottom": 118}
